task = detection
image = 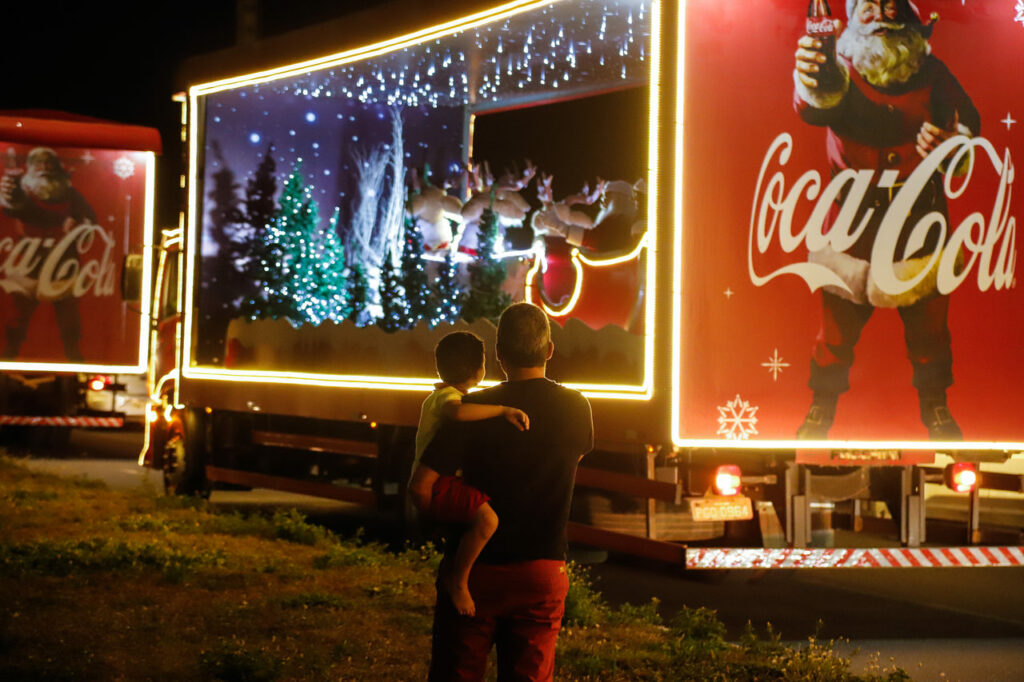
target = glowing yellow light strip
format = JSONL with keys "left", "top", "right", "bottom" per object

{"left": 525, "top": 249, "right": 584, "bottom": 316}
{"left": 670, "top": 1, "right": 686, "bottom": 446}
{"left": 186, "top": 367, "right": 440, "bottom": 391}
{"left": 137, "top": 152, "right": 157, "bottom": 373}
{"left": 173, "top": 242, "right": 184, "bottom": 409}
{"left": 577, "top": 234, "right": 648, "bottom": 266}
{"left": 183, "top": 0, "right": 658, "bottom": 402}
{"left": 191, "top": 0, "right": 554, "bottom": 95}
{"left": 145, "top": 243, "right": 167, "bottom": 401}
{"left": 524, "top": 235, "right": 648, "bottom": 318}
{"left": 183, "top": 89, "right": 201, "bottom": 392}
{"left": 640, "top": 0, "right": 661, "bottom": 403}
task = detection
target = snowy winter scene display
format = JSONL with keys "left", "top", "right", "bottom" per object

{"left": 195, "top": 0, "right": 652, "bottom": 386}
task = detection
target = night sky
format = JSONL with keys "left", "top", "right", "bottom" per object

{"left": 0, "top": 0, "right": 387, "bottom": 227}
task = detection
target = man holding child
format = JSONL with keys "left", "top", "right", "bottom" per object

{"left": 410, "top": 302, "right": 594, "bottom": 681}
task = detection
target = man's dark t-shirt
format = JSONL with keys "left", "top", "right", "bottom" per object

{"left": 420, "top": 377, "right": 593, "bottom": 564}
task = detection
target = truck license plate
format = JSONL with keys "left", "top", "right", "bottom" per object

{"left": 689, "top": 496, "right": 753, "bottom": 522}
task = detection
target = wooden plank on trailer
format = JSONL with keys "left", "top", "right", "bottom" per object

{"left": 575, "top": 466, "right": 681, "bottom": 504}
{"left": 206, "top": 466, "right": 376, "bottom": 507}
{"left": 567, "top": 521, "right": 685, "bottom": 564}
{"left": 251, "top": 430, "right": 378, "bottom": 458}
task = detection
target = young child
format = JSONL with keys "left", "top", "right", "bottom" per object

{"left": 410, "top": 331, "right": 528, "bottom": 616}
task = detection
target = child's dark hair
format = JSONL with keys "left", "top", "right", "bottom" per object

{"left": 434, "top": 332, "right": 485, "bottom": 385}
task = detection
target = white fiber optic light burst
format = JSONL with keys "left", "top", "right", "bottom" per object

{"left": 208, "top": 1, "right": 651, "bottom": 109}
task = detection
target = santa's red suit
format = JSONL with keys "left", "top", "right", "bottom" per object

{"left": 2, "top": 187, "right": 95, "bottom": 361}
{"left": 793, "top": 33, "right": 980, "bottom": 439}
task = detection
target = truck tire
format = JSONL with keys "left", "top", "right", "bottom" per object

{"left": 162, "top": 407, "right": 209, "bottom": 497}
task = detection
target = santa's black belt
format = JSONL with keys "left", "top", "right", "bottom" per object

{"left": 837, "top": 176, "right": 944, "bottom": 211}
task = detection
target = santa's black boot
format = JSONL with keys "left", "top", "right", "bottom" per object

{"left": 796, "top": 394, "right": 838, "bottom": 440}
{"left": 919, "top": 391, "right": 963, "bottom": 441}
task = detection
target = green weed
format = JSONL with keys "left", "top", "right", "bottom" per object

{"left": 280, "top": 591, "right": 347, "bottom": 609}
{"left": 0, "top": 538, "right": 225, "bottom": 581}
{"left": 609, "top": 598, "right": 663, "bottom": 626}
{"left": 198, "top": 638, "right": 282, "bottom": 682}
{"left": 563, "top": 561, "right": 608, "bottom": 627}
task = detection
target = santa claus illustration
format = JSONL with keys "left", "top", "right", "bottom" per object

{"left": 792, "top": 0, "right": 980, "bottom": 440}
{"left": 0, "top": 147, "right": 95, "bottom": 361}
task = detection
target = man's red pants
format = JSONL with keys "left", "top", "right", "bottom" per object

{"left": 428, "top": 559, "right": 568, "bottom": 682}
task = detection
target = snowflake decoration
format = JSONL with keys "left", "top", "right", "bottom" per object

{"left": 761, "top": 348, "right": 790, "bottom": 381}
{"left": 1017, "top": 1, "right": 1024, "bottom": 26}
{"left": 113, "top": 156, "right": 135, "bottom": 179}
{"left": 716, "top": 394, "right": 759, "bottom": 440}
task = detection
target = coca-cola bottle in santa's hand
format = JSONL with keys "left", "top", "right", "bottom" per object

{"left": 0, "top": 148, "right": 25, "bottom": 209}
{"left": 806, "top": 0, "right": 842, "bottom": 90}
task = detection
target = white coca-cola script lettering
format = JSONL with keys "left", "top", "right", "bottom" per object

{"left": 748, "top": 133, "right": 1017, "bottom": 296}
{"left": 0, "top": 222, "right": 117, "bottom": 299}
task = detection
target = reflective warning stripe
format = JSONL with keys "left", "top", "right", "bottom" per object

{"left": 0, "top": 416, "right": 123, "bottom": 428}
{"left": 686, "top": 547, "right": 1024, "bottom": 569}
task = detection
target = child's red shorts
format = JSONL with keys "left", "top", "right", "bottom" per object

{"left": 429, "top": 475, "right": 490, "bottom": 523}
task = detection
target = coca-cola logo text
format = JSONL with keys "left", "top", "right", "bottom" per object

{"left": 748, "top": 133, "right": 1017, "bottom": 296}
{"left": 806, "top": 18, "right": 834, "bottom": 35}
{"left": 0, "top": 222, "right": 117, "bottom": 300}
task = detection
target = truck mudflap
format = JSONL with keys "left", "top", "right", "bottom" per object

{"left": 0, "top": 415, "right": 124, "bottom": 428}
{"left": 686, "top": 546, "right": 1024, "bottom": 570}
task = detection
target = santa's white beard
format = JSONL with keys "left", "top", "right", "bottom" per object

{"left": 21, "top": 170, "right": 69, "bottom": 202}
{"left": 837, "top": 20, "right": 929, "bottom": 88}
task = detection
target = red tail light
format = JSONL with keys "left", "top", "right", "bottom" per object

{"left": 714, "top": 465, "right": 742, "bottom": 496}
{"left": 945, "top": 462, "right": 978, "bottom": 493}
{"left": 88, "top": 375, "right": 110, "bottom": 392}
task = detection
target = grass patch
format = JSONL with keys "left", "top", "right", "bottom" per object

{"left": 198, "top": 638, "right": 283, "bottom": 682}
{"left": 0, "top": 455, "right": 910, "bottom": 680}
{"left": 120, "top": 507, "right": 335, "bottom": 546}
{"left": 279, "top": 591, "right": 348, "bottom": 609}
{"left": 0, "top": 538, "right": 226, "bottom": 581}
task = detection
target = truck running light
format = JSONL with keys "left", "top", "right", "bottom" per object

{"left": 714, "top": 465, "right": 742, "bottom": 496}
{"left": 945, "top": 462, "right": 978, "bottom": 493}
{"left": 89, "top": 376, "right": 110, "bottom": 392}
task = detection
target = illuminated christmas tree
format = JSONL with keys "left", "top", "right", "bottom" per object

{"left": 399, "top": 216, "right": 431, "bottom": 328}
{"left": 432, "top": 239, "right": 462, "bottom": 326}
{"left": 461, "top": 203, "right": 511, "bottom": 323}
{"left": 251, "top": 163, "right": 317, "bottom": 324}
{"left": 298, "top": 207, "right": 350, "bottom": 324}
{"left": 346, "top": 262, "right": 371, "bottom": 325}
{"left": 377, "top": 245, "right": 406, "bottom": 332}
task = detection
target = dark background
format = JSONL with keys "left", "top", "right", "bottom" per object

{"left": 0, "top": 0, "right": 386, "bottom": 227}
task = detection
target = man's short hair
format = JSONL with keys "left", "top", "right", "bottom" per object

{"left": 496, "top": 302, "right": 551, "bottom": 368}
{"left": 435, "top": 332, "right": 485, "bottom": 385}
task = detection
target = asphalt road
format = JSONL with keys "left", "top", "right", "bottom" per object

{"left": 12, "top": 428, "right": 1024, "bottom": 681}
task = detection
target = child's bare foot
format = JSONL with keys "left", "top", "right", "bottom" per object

{"left": 443, "top": 572, "right": 476, "bottom": 616}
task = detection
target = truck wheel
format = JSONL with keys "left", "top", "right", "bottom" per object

{"left": 162, "top": 408, "right": 209, "bottom": 497}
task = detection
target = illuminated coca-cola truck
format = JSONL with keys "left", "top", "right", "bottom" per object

{"left": 143, "top": 0, "right": 1024, "bottom": 568}
{"left": 0, "top": 111, "right": 158, "bottom": 446}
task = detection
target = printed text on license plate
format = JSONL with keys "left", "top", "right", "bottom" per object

{"left": 689, "top": 496, "right": 753, "bottom": 522}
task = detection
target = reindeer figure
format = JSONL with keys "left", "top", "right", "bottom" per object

{"left": 457, "top": 161, "right": 536, "bottom": 255}
{"left": 408, "top": 167, "right": 464, "bottom": 253}
{"left": 530, "top": 173, "right": 606, "bottom": 240}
